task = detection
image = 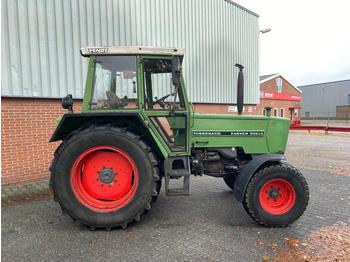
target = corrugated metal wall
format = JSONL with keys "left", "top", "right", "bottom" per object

{"left": 299, "top": 80, "right": 350, "bottom": 118}
{"left": 2, "top": 0, "right": 259, "bottom": 104}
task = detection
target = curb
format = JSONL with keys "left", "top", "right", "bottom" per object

{"left": 2, "top": 179, "right": 50, "bottom": 200}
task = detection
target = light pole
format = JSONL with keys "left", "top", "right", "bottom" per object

{"left": 260, "top": 28, "right": 271, "bottom": 34}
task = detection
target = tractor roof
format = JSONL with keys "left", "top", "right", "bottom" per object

{"left": 80, "top": 46, "right": 185, "bottom": 57}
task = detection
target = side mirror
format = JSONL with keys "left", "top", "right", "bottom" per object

{"left": 171, "top": 56, "right": 181, "bottom": 87}
{"left": 62, "top": 94, "right": 73, "bottom": 113}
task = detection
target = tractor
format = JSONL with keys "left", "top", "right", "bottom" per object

{"left": 50, "top": 46, "right": 309, "bottom": 230}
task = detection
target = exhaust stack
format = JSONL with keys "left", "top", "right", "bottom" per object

{"left": 235, "top": 64, "right": 244, "bottom": 115}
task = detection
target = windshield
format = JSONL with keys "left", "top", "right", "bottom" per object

{"left": 91, "top": 56, "right": 138, "bottom": 109}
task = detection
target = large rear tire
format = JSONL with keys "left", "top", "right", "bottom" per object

{"left": 243, "top": 163, "right": 309, "bottom": 227}
{"left": 50, "top": 124, "right": 161, "bottom": 230}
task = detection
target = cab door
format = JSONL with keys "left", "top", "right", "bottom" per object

{"left": 139, "top": 56, "right": 189, "bottom": 155}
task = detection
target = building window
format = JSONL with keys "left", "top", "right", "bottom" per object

{"left": 280, "top": 108, "right": 284, "bottom": 118}
{"left": 305, "top": 111, "right": 310, "bottom": 117}
{"left": 262, "top": 108, "right": 266, "bottom": 116}
{"left": 276, "top": 77, "right": 283, "bottom": 93}
{"left": 273, "top": 108, "right": 278, "bottom": 116}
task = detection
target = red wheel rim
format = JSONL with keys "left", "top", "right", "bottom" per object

{"left": 70, "top": 146, "right": 139, "bottom": 212}
{"left": 258, "top": 178, "right": 296, "bottom": 215}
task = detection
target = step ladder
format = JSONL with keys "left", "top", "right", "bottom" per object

{"left": 164, "top": 156, "right": 191, "bottom": 196}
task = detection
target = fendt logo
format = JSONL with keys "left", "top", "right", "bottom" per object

{"left": 88, "top": 48, "right": 109, "bottom": 53}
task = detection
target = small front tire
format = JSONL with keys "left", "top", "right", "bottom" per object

{"left": 243, "top": 163, "right": 309, "bottom": 227}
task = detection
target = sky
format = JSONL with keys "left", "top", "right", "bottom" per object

{"left": 234, "top": 0, "right": 350, "bottom": 86}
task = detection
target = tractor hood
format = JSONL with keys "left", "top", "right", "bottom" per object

{"left": 190, "top": 113, "right": 290, "bottom": 154}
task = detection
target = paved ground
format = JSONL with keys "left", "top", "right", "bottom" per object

{"left": 2, "top": 132, "right": 350, "bottom": 261}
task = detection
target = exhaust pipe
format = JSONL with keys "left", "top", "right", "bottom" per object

{"left": 235, "top": 64, "right": 244, "bottom": 115}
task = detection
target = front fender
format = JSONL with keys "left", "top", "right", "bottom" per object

{"left": 233, "top": 154, "right": 287, "bottom": 202}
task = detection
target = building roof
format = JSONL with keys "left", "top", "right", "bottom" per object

{"left": 81, "top": 46, "right": 185, "bottom": 57}
{"left": 260, "top": 73, "right": 302, "bottom": 93}
{"left": 259, "top": 74, "right": 279, "bottom": 82}
{"left": 298, "top": 79, "right": 350, "bottom": 89}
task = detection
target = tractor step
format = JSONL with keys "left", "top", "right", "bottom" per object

{"left": 164, "top": 157, "right": 191, "bottom": 196}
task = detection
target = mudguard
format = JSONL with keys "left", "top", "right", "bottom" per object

{"left": 50, "top": 112, "right": 145, "bottom": 142}
{"left": 233, "top": 154, "right": 287, "bottom": 202}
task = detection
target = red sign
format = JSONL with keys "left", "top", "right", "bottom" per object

{"left": 261, "top": 91, "right": 302, "bottom": 101}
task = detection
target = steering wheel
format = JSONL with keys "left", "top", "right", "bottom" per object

{"left": 153, "top": 93, "right": 174, "bottom": 108}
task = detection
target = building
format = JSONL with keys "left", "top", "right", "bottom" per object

{"left": 257, "top": 74, "right": 302, "bottom": 122}
{"left": 1, "top": 0, "right": 260, "bottom": 185}
{"left": 299, "top": 79, "right": 350, "bottom": 119}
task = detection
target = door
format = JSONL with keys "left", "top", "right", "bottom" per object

{"left": 140, "top": 56, "right": 189, "bottom": 154}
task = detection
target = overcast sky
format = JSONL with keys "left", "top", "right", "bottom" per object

{"left": 234, "top": 0, "right": 350, "bottom": 86}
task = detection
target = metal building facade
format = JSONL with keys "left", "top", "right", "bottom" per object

{"left": 2, "top": 0, "right": 259, "bottom": 104}
{"left": 299, "top": 79, "right": 350, "bottom": 118}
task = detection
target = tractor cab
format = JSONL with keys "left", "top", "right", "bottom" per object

{"left": 80, "top": 46, "right": 189, "bottom": 154}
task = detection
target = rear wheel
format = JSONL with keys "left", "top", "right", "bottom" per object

{"left": 243, "top": 163, "right": 309, "bottom": 227}
{"left": 50, "top": 124, "right": 161, "bottom": 230}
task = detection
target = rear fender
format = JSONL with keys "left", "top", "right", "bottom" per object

{"left": 50, "top": 112, "right": 168, "bottom": 158}
{"left": 233, "top": 154, "right": 286, "bottom": 202}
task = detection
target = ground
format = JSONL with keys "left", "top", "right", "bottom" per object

{"left": 2, "top": 131, "right": 350, "bottom": 261}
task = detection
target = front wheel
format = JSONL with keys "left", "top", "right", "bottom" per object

{"left": 243, "top": 163, "right": 309, "bottom": 227}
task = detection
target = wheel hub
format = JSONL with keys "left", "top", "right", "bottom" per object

{"left": 258, "top": 178, "right": 296, "bottom": 215}
{"left": 268, "top": 188, "right": 280, "bottom": 200}
{"left": 70, "top": 146, "right": 139, "bottom": 212}
{"left": 98, "top": 168, "right": 116, "bottom": 184}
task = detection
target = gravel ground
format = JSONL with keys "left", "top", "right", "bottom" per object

{"left": 2, "top": 132, "right": 350, "bottom": 261}
{"left": 287, "top": 131, "right": 350, "bottom": 176}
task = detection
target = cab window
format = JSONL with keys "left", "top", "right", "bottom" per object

{"left": 91, "top": 56, "right": 138, "bottom": 109}
{"left": 143, "top": 58, "right": 185, "bottom": 110}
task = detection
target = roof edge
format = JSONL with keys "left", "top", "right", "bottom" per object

{"left": 299, "top": 78, "right": 350, "bottom": 88}
{"left": 224, "top": 0, "right": 259, "bottom": 17}
{"left": 80, "top": 46, "right": 185, "bottom": 57}
{"left": 259, "top": 74, "right": 281, "bottom": 84}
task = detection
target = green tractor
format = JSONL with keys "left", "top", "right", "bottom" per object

{"left": 50, "top": 46, "right": 309, "bottom": 230}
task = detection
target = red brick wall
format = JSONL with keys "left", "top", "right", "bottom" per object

{"left": 194, "top": 103, "right": 258, "bottom": 115}
{"left": 260, "top": 77, "right": 299, "bottom": 94}
{"left": 256, "top": 99, "right": 301, "bottom": 119}
{"left": 1, "top": 98, "right": 82, "bottom": 185}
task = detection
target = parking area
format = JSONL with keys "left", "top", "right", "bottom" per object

{"left": 2, "top": 132, "right": 350, "bottom": 261}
